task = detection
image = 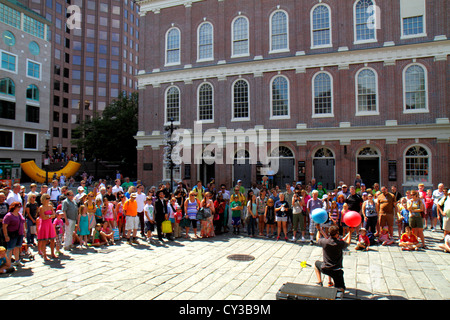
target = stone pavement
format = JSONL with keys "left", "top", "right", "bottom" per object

{"left": 0, "top": 227, "right": 449, "bottom": 300}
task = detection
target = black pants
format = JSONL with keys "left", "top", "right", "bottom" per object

{"left": 364, "top": 216, "right": 378, "bottom": 234}
{"left": 315, "top": 261, "right": 345, "bottom": 290}
{"left": 138, "top": 212, "right": 145, "bottom": 236}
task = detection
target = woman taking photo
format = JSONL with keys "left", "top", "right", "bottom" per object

{"left": 2, "top": 202, "right": 26, "bottom": 266}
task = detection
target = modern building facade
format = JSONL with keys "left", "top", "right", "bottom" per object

{"left": 20, "top": 0, "right": 140, "bottom": 160}
{"left": 0, "top": 0, "right": 51, "bottom": 165}
{"left": 136, "top": 0, "right": 450, "bottom": 192}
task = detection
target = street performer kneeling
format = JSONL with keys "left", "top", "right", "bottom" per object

{"left": 314, "top": 225, "right": 352, "bottom": 293}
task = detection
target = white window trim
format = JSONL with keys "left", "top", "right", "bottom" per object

{"left": 355, "top": 67, "right": 380, "bottom": 116}
{"left": 311, "top": 71, "right": 334, "bottom": 118}
{"left": 164, "top": 85, "right": 181, "bottom": 126}
{"left": 231, "top": 15, "right": 250, "bottom": 59}
{"left": 197, "top": 21, "right": 214, "bottom": 63}
{"left": 196, "top": 82, "right": 215, "bottom": 124}
{"left": 270, "top": 75, "right": 291, "bottom": 120}
{"left": 0, "top": 129, "right": 14, "bottom": 150}
{"left": 231, "top": 78, "right": 250, "bottom": 122}
{"left": 163, "top": 164, "right": 181, "bottom": 182}
{"left": 23, "top": 131, "right": 38, "bottom": 151}
{"left": 400, "top": 16, "right": 427, "bottom": 40}
{"left": 403, "top": 143, "right": 431, "bottom": 186}
{"left": 26, "top": 59, "right": 42, "bottom": 81}
{"left": 0, "top": 50, "right": 18, "bottom": 74}
{"left": 402, "top": 62, "right": 429, "bottom": 114}
{"left": 269, "top": 9, "right": 290, "bottom": 54}
{"left": 310, "top": 3, "right": 333, "bottom": 50}
{"left": 353, "top": 0, "right": 378, "bottom": 45}
{"left": 165, "top": 27, "right": 181, "bottom": 67}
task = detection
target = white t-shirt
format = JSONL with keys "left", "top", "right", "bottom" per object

{"left": 135, "top": 192, "right": 146, "bottom": 213}
{"left": 112, "top": 185, "right": 123, "bottom": 195}
{"left": 144, "top": 204, "right": 154, "bottom": 222}
{"left": 49, "top": 187, "right": 61, "bottom": 202}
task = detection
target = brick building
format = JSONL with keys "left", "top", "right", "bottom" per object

{"left": 136, "top": 0, "right": 450, "bottom": 192}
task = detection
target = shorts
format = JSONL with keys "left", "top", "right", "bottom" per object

{"left": 145, "top": 221, "right": 155, "bottom": 233}
{"left": 431, "top": 204, "right": 439, "bottom": 218}
{"left": 6, "top": 234, "right": 23, "bottom": 251}
{"left": 232, "top": 217, "right": 241, "bottom": 226}
{"left": 93, "top": 238, "right": 101, "bottom": 244}
{"left": 169, "top": 218, "right": 175, "bottom": 224}
{"left": 125, "top": 215, "right": 140, "bottom": 231}
{"left": 378, "top": 213, "right": 394, "bottom": 228}
{"left": 314, "top": 260, "right": 346, "bottom": 290}
{"left": 409, "top": 215, "right": 423, "bottom": 229}
{"left": 292, "top": 213, "right": 305, "bottom": 232}
{"left": 276, "top": 216, "right": 288, "bottom": 222}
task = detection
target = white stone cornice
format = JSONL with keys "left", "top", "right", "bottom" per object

{"left": 134, "top": 122, "right": 450, "bottom": 149}
{"left": 137, "top": 41, "right": 450, "bottom": 88}
{"left": 137, "top": 0, "right": 205, "bottom": 13}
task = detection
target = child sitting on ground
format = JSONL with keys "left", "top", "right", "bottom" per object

{"left": 90, "top": 224, "right": 107, "bottom": 247}
{"left": 378, "top": 226, "right": 394, "bottom": 246}
{"left": 355, "top": 227, "right": 370, "bottom": 251}
{"left": 399, "top": 225, "right": 420, "bottom": 251}
{"left": 0, "top": 246, "right": 14, "bottom": 274}
{"left": 100, "top": 221, "right": 115, "bottom": 245}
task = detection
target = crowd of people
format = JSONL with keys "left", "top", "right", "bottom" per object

{"left": 0, "top": 175, "right": 449, "bottom": 275}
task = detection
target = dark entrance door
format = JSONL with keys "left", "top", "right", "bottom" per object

{"left": 357, "top": 158, "right": 380, "bottom": 189}
{"left": 273, "top": 158, "right": 295, "bottom": 188}
{"left": 199, "top": 161, "right": 215, "bottom": 186}
{"left": 233, "top": 159, "right": 251, "bottom": 188}
{"left": 313, "top": 159, "right": 335, "bottom": 190}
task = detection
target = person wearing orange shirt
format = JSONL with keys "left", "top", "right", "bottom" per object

{"left": 123, "top": 193, "right": 139, "bottom": 244}
{"left": 399, "top": 225, "right": 419, "bottom": 251}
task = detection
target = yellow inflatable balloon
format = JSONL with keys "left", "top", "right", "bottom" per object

{"left": 20, "top": 160, "right": 81, "bottom": 184}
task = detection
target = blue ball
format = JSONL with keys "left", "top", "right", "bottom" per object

{"left": 311, "top": 208, "right": 328, "bottom": 224}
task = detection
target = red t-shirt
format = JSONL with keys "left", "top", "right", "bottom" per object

{"left": 401, "top": 233, "right": 418, "bottom": 244}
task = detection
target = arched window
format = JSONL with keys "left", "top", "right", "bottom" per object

{"left": 314, "top": 147, "right": 335, "bottom": 159}
{"left": 166, "top": 28, "right": 180, "bottom": 65}
{"left": 270, "top": 10, "right": 288, "bottom": 52}
{"left": 311, "top": 4, "right": 331, "bottom": 47}
{"left": 404, "top": 64, "right": 428, "bottom": 112}
{"left": 356, "top": 68, "right": 377, "bottom": 113}
{"left": 198, "top": 82, "right": 213, "bottom": 121}
{"left": 0, "top": 77, "right": 15, "bottom": 96}
{"left": 405, "top": 145, "right": 430, "bottom": 183}
{"left": 232, "top": 79, "right": 249, "bottom": 120}
{"left": 198, "top": 22, "right": 213, "bottom": 61}
{"left": 26, "top": 84, "right": 39, "bottom": 101}
{"left": 313, "top": 72, "right": 333, "bottom": 116}
{"left": 354, "top": 0, "right": 376, "bottom": 42}
{"left": 271, "top": 75, "right": 289, "bottom": 118}
{"left": 232, "top": 16, "right": 249, "bottom": 57}
{"left": 165, "top": 86, "right": 180, "bottom": 124}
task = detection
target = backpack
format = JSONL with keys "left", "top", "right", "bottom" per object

{"left": 366, "top": 231, "right": 376, "bottom": 246}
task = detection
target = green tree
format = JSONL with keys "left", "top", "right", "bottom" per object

{"left": 72, "top": 92, "right": 138, "bottom": 172}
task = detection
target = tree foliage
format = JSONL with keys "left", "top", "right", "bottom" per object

{"left": 72, "top": 92, "right": 138, "bottom": 167}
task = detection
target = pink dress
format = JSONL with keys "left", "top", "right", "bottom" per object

{"left": 37, "top": 210, "right": 57, "bottom": 241}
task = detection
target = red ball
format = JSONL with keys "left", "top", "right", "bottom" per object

{"left": 343, "top": 210, "right": 362, "bottom": 227}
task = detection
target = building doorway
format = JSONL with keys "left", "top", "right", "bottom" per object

{"left": 270, "top": 146, "right": 295, "bottom": 188}
{"left": 233, "top": 150, "right": 251, "bottom": 188}
{"left": 313, "top": 148, "right": 335, "bottom": 190}
{"left": 357, "top": 147, "right": 380, "bottom": 189}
